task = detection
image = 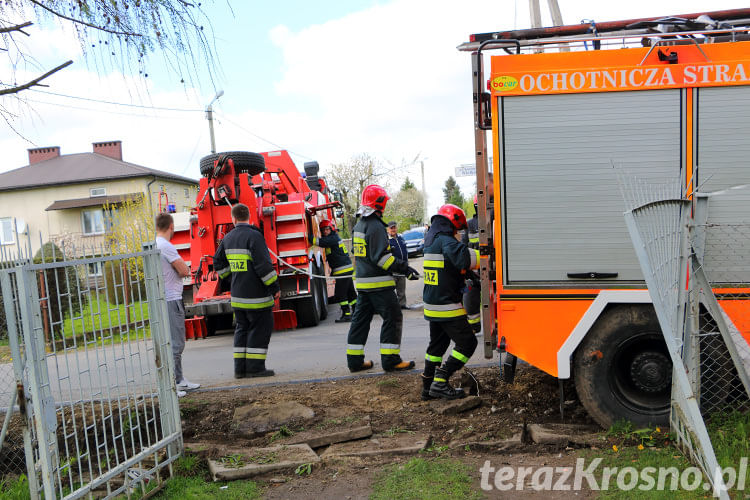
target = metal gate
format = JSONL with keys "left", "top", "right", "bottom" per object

{"left": 0, "top": 232, "right": 182, "bottom": 498}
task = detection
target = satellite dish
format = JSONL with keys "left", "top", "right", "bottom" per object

{"left": 15, "top": 218, "right": 26, "bottom": 234}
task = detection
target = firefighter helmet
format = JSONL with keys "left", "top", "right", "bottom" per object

{"left": 320, "top": 219, "right": 335, "bottom": 231}
{"left": 437, "top": 204, "right": 468, "bottom": 230}
{"left": 361, "top": 184, "right": 389, "bottom": 212}
{"left": 473, "top": 194, "right": 478, "bottom": 205}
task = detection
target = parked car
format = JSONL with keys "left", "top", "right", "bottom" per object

{"left": 402, "top": 227, "right": 426, "bottom": 257}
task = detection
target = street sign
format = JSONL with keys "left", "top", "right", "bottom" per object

{"left": 455, "top": 164, "right": 476, "bottom": 177}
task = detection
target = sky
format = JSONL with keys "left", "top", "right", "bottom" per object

{"left": 2, "top": 0, "right": 749, "bottom": 214}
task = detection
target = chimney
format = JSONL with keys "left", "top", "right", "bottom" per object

{"left": 93, "top": 140, "right": 122, "bottom": 161}
{"left": 27, "top": 146, "right": 61, "bottom": 165}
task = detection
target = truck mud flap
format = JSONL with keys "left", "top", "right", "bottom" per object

{"left": 273, "top": 309, "right": 297, "bottom": 331}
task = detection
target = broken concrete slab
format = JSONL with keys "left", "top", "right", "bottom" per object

{"left": 429, "top": 396, "right": 482, "bottom": 415}
{"left": 528, "top": 423, "right": 602, "bottom": 446}
{"left": 451, "top": 432, "right": 525, "bottom": 452}
{"left": 231, "top": 401, "right": 315, "bottom": 437}
{"left": 320, "top": 432, "right": 431, "bottom": 459}
{"left": 207, "top": 443, "right": 320, "bottom": 481}
{"left": 286, "top": 416, "right": 372, "bottom": 448}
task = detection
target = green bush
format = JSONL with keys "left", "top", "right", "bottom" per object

{"left": 33, "top": 242, "right": 83, "bottom": 339}
{"left": 102, "top": 259, "right": 146, "bottom": 305}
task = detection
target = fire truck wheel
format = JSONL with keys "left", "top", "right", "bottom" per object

{"left": 573, "top": 305, "right": 671, "bottom": 429}
{"left": 294, "top": 286, "right": 322, "bottom": 328}
{"left": 199, "top": 151, "right": 266, "bottom": 177}
{"left": 313, "top": 263, "right": 328, "bottom": 321}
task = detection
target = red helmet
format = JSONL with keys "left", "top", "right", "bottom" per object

{"left": 437, "top": 204, "right": 467, "bottom": 230}
{"left": 473, "top": 194, "right": 478, "bottom": 205}
{"left": 320, "top": 219, "right": 334, "bottom": 231}
{"left": 361, "top": 184, "right": 389, "bottom": 212}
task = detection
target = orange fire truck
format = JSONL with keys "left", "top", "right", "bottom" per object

{"left": 459, "top": 8, "right": 750, "bottom": 427}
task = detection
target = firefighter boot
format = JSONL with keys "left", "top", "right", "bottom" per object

{"left": 421, "top": 374, "right": 437, "bottom": 401}
{"left": 429, "top": 367, "right": 466, "bottom": 400}
{"left": 336, "top": 304, "right": 352, "bottom": 323}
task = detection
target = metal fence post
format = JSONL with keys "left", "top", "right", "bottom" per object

{"left": 141, "top": 243, "right": 182, "bottom": 463}
{"left": 0, "top": 270, "right": 40, "bottom": 498}
{"left": 15, "top": 262, "right": 59, "bottom": 498}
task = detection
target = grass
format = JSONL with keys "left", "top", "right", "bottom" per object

{"left": 62, "top": 293, "right": 149, "bottom": 339}
{"left": 370, "top": 458, "right": 481, "bottom": 500}
{"left": 0, "top": 475, "right": 31, "bottom": 500}
{"left": 270, "top": 425, "right": 295, "bottom": 442}
{"left": 315, "top": 416, "right": 357, "bottom": 430}
{"left": 376, "top": 378, "right": 400, "bottom": 388}
{"left": 153, "top": 476, "right": 261, "bottom": 499}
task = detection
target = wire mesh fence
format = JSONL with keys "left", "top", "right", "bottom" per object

{"left": 0, "top": 229, "right": 182, "bottom": 499}
{"left": 621, "top": 174, "right": 750, "bottom": 499}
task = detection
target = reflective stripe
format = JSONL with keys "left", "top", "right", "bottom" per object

{"left": 425, "top": 353, "right": 442, "bottom": 363}
{"left": 231, "top": 296, "right": 275, "bottom": 309}
{"left": 423, "top": 254, "right": 444, "bottom": 261}
{"left": 451, "top": 349, "right": 469, "bottom": 363}
{"left": 350, "top": 299, "right": 357, "bottom": 305}
{"left": 377, "top": 254, "right": 391, "bottom": 267}
{"left": 340, "top": 300, "right": 349, "bottom": 306}
{"left": 346, "top": 343, "right": 364, "bottom": 356}
{"left": 424, "top": 302, "right": 467, "bottom": 318}
{"left": 233, "top": 353, "right": 244, "bottom": 359}
{"left": 355, "top": 276, "right": 396, "bottom": 289}
{"left": 261, "top": 270, "right": 278, "bottom": 285}
{"left": 246, "top": 353, "right": 267, "bottom": 359}
{"left": 423, "top": 259, "right": 444, "bottom": 269}
{"left": 380, "top": 343, "right": 400, "bottom": 355}
{"left": 353, "top": 232, "right": 366, "bottom": 239}
{"left": 332, "top": 264, "right": 354, "bottom": 275}
{"left": 246, "top": 348, "right": 267, "bottom": 354}
{"left": 469, "top": 249, "right": 479, "bottom": 269}
{"left": 313, "top": 237, "right": 319, "bottom": 246}
{"left": 434, "top": 377, "right": 447, "bottom": 383}
{"left": 467, "top": 315, "right": 481, "bottom": 325}
{"left": 381, "top": 255, "right": 395, "bottom": 270}
{"left": 217, "top": 266, "right": 230, "bottom": 278}
{"left": 233, "top": 347, "right": 246, "bottom": 353}
{"left": 226, "top": 248, "right": 251, "bottom": 255}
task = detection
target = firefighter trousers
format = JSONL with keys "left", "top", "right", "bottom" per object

{"left": 423, "top": 318, "right": 478, "bottom": 379}
{"left": 334, "top": 274, "right": 358, "bottom": 311}
{"left": 346, "top": 289, "right": 403, "bottom": 371}
{"left": 463, "top": 286, "right": 481, "bottom": 334}
{"left": 233, "top": 308, "right": 273, "bottom": 375}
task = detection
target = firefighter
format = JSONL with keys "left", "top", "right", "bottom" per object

{"left": 347, "top": 184, "right": 419, "bottom": 372}
{"left": 422, "top": 204, "right": 480, "bottom": 400}
{"left": 312, "top": 219, "right": 357, "bottom": 322}
{"left": 461, "top": 194, "right": 481, "bottom": 334}
{"left": 214, "top": 203, "right": 280, "bottom": 379}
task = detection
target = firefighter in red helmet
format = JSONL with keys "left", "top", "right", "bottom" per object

{"left": 310, "top": 219, "right": 357, "bottom": 322}
{"left": 421, "top": 204, "right": 480, "bottom": 399}
{"left": 346, "top": 184, "right": 419, "bottom": 372}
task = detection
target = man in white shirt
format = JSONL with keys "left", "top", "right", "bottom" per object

{"left": 155, "top": 213, "right": 201, "bottom": 397}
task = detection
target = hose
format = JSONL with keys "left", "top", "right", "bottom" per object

{"left": 268, "top": 248, "right": 355, "bottom": 280}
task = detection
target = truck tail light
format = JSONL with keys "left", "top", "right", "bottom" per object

{"left": 284, "top": 255, "right": 308, "bottom": 265}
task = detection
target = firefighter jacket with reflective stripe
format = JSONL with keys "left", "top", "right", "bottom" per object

{"left": 312, "top": 231, "right": 353, "bottom": 275}
{"left": 461, "top": 215, "right": 479, "bottom": 249}
{"left": 213, "top": 223, "right": 280, "bottom": 310}
{"left": 351, "top": 212, "right": 408, "bottom": 292}
{"left": 423, "top": 216, "right": 479, "bottom": 321}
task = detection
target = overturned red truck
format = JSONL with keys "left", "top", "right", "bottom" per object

{"left": 182, "top": 150, "right": 340, "bottom": 334}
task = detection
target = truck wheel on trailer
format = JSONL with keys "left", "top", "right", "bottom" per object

{"left": 573, "top": 305, "right": 671, "bottom": 428}
{"left": 199, "top": 151, "right": 266, "bottom": 177}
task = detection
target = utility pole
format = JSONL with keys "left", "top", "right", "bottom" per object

{"left": 206, "top": 90, "right": 224, "bottom": 154}
{"left": 421, "top": 160, "right": 428, "bottom": 224}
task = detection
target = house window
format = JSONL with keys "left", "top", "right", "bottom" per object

{"left": 0, "top": 218, "right": 14, "bottom": 245}
{"left": 87, "top": 262, "right": 103, "bottom": 276}
{"left": 81, "top": 209, "right": 106, "bottom": 235}
{"left": 90, "top": 187, "right": 106, "bottom": 197}
{"left": 184, "top": 188, "right": 190, "bottom": 198}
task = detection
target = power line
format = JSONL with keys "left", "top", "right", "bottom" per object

{"left": 20, "top": 97, "right": 190, "bottom": 118}
{"left": 0, "top": 83, "right": 203, "bottom": 112}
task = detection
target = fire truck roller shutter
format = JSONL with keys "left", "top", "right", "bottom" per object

{"left": 500, "top": 89, "right": 681, "bottom": 284}
{"left": 199, "top": 151, "right": 266, "bottom": 177}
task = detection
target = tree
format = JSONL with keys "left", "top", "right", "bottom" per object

{"left": 388, "top": 187, "right": 424, "bottom": 230}
{"left": 1, "top": 0, "right": 218, "bottom": 120}
{"left": 443, "top": 176, "right": 464, "bottom": 207}
{"left": 401, "top": 177, "right": 416, "bottom": 192}
{"left": 324, "top": 154, "right": 391, "bottom": 237}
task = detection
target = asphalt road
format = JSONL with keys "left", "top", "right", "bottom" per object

{"left": 182, "top": 256, "right": 492, "bottom": 388}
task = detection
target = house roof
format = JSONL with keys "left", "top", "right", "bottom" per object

{"left": 46, "top": 192, "right": 144, "bottom": 211}
{"left": 0, "top": 153, "right": 197, "bottom": 192}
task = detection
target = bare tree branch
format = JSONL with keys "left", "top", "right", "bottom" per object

{"left": 26, "top": 0, "right": 141, "bottom": 37}
{"left": 0, "top": 60, "right": 72, "bottom": 96}
{"left": 0, "top": 21, "right": 32, "bottom": 35}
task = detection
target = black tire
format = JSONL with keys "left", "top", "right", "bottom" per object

{"left": 574, "top": 305, "right": 671, "bottom": 429}
{"left": 294, "top": 282, "right": 322, "bottom": 328}
{"left": 199, "top": 151, "right": 266, "bottom": 177}
{"left": 315, "top": 265, "right": 328, "bottom": 321}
